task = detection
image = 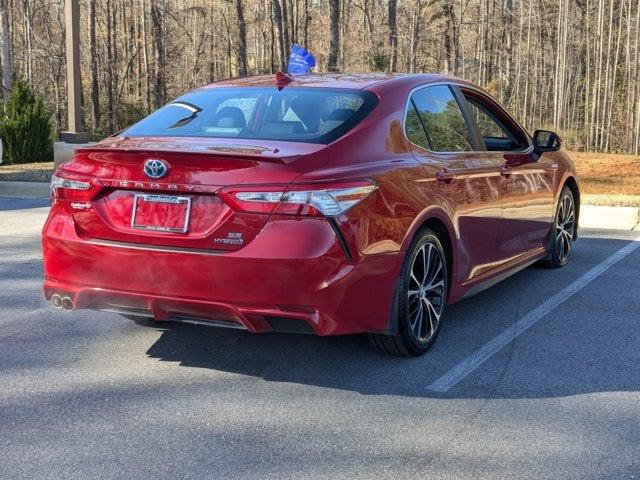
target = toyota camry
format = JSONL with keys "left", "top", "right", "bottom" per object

{"left": 43, "top": 73, "right": 579, "bottom": 356}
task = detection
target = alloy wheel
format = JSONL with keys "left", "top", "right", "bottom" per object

{"left": 407, "top": 242, "right": 445, "bottom": 343}
{"left": 555, "top": 193, "right": 575, "bottom": 264}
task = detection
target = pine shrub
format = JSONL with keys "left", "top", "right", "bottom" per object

{"left": 0, "top": 79, "right": 53, "bottom": 164}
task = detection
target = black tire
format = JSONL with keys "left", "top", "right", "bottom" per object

{"left": 543, "top": 186, "right": 576, "bottom": 269}
{"left": 369, "top": 228, "right": 449, "bottom": 356}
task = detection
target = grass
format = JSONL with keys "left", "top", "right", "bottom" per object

{"left": 1, "top": 151, "right": 640, "bottom": 206}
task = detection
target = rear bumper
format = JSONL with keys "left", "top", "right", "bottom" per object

{"left": 42, "top": 209, "right": 402, "bottom": 336}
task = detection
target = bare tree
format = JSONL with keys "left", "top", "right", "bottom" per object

{"left": 236, "top": 0, "right": 248, "bottom": 76}
{"left": 441, "top": 0, "right": 460, "bottom": 75}
{"left": 150, "top": 0, "right": 167, "bottom": 108}
{"left": 4, "top": 0, "right": 640, "bottom": 154}
{"left": 272, "top": 0, "right": 287, "bottom": 70}
{"left": 302, "top": 0, "right": 310, "bottom": 47}
{"left": 328, "top": 0, "right": 340, "bottom": 71}
{"left": 89, "top": 0, "right": 99, "bottom": 127}
{"left": 105, "top": 0, "right": 115, "bottom": 129}
{"left": 0, "top": 0, "right": 11, "bottom": 99}
{"left": 388, "top": 0, "right": 398, "bottom": 72}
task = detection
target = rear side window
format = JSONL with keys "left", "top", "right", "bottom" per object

{"left": 405, "top": 104, "right": 429, "bottom": 148}
{"left": 406, "top": 85, "right": 474, "bottom": 152}
{"left": 124, "top": 87, "right": 378, "bottom": 144}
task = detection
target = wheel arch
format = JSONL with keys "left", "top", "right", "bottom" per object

{"left": 563, "top": 175, "right": 580, "bottom": 240}
{"left": 401, "top": 206, "right": 457, "bottom": 291}
{"left": 420, "top": 218, "right": 454, "bottom": 288}
{"left": 382, "top": 209, "right": 456, "bottom": 339}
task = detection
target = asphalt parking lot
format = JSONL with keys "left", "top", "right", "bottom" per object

{"left": 1, "top": 196, "right": 639, "bottom": 480}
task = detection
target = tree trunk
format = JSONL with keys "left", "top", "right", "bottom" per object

{"left": 106, "top": 0, "right": 115, "bottom": 130}
{"left": 270, "top": 2, "right": 276, "bottom": 73}
{"left": 22, "top": 0, "right": 33, "bottom": 84}
{"left": 150, "top": 0, "right": 167, "bottom": 109}
{"left": 442, "top": 0, "right": 459, "bottom": 74}
{"left": 388, "top": 0, "right": 398, "bottom": 72}
{"left": 141, "top": 0, "right": 151, "bottom": 112}
{"left": 272, "top": 0, "right": 287, "bottom": 70}
{"left": 89, "top": 0, "right": 100, "bottom": 128}
{"left": 236, "top": 0, "right": 248, "bottom": 76}
{"left": 0, "top": 0, "right": 12, "bottom": 99}
{"left": 327, "top": 0, "right": 340, "bottom": 71}
{"left": 303, "top": 0, "right": 309, "bottom": 47}
{"left": 281, "top": 0, "right": 290, "bottom": 50}
{"left": 409, "top": 0, "right": 421, "bottom": 73}
{"left": 503, "top": 0, "right": 514, "bottom": 102}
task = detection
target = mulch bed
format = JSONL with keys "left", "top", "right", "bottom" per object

{"left": 0, "top": 162, "right": 54, "bottom": 182}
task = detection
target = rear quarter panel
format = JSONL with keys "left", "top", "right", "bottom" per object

{"left": 293, "top": 77, "right": 455, "bottom": 259}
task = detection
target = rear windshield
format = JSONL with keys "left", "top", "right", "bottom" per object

{"left": 123, "top": 87, "right": 378, "bottom": 144}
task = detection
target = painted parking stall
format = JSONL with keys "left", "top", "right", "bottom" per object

{"left": 2, "top": 197, "right": 640, "bottom": 479}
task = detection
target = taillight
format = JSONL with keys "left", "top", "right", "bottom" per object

{"left": 50, "top": 173, "right": 100, "bottom": 201}
{"left": 220, "top": 181, "right": 377, "bottom": 216}
{"left": 278, "top": 183, "right": 377, "bottom": 215}
{"left": 219, "top": 186, "right": 286, "bottom": 214}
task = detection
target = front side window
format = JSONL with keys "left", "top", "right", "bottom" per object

{"left": 462, "top": 92, "right": 529, "bottom": 152}
{"left": 467, "top": 100, "right": 509, "bottom": 139}
{"left": 124, "top": 87, "right": 377, "bottom": 144}
{"left": 408, "top": 85, "right": 474, "bottom": 152}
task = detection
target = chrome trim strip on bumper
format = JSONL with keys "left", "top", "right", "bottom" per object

{"left": 86, "top": 238, "right": 224, "bottom": 256}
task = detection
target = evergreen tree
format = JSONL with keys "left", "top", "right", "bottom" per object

{"left": 0, "top": 78, "right": 53, "bottom": 164}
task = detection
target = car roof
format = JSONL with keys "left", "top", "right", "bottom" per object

{"left": 196, "top": 73, "right": 471, "bottom": 91}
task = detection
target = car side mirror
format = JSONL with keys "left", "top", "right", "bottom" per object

{"left": 533, "top": 129, "right": 562, "bottom": 153}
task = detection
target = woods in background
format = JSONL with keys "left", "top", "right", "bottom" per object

{"left": 0, "top": 0, "right": 639, "bottom": 154}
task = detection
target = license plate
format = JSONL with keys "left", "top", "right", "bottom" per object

{"left": 131, "top": 194, "right": 192, "bottom": 233}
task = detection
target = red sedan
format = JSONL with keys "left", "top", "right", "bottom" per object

{"left": 43, "top": 73, "right": 579, "bottom": 356}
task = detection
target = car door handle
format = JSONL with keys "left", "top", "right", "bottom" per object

{"left": 500, "top": 165, "right": 512, "bottom": 177}
{"left": 436, "top": 170, "right": 456, "bottom": 182}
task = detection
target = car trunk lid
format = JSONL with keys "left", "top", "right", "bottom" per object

{"left": 58, "top": 136, "right": 328, "bottom": 252}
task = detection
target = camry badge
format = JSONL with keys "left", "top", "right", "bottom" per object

{"left": 143, "top": 159, "right": 169, "bottom": 179}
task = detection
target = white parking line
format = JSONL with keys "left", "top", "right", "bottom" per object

{"left": 428, "top": 236, "right": 640, "bottom": 393}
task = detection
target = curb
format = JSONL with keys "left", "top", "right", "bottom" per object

{"left": 579, "top": 205, "right": 640, "bottom": 231}
{"left": 0, "top": 181, "right": 50, "bottom": 198}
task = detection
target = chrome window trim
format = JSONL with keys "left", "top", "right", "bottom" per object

{"left": 402, "top": 81, "right": 533, "bottom": 156}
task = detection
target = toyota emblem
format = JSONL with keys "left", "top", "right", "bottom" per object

{"left": 143, "top": 159, "right": 169, "bottom": 179}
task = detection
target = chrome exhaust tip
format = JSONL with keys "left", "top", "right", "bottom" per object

{"left": 51, "top": 294, "right": 63, "bottom": 309}
{"left": 61, "top": 297, "right": 74, "bottom": 311}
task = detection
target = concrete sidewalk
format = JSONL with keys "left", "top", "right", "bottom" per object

{"left": 1, "top": 180, "right": 639, "bottom": 231}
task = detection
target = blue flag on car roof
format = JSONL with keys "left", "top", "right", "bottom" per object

{"left": 287, "top": 44, "right": 316, "bottom": 75}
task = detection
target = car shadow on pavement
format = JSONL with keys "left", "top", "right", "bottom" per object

{"left": 144, "top": 235, "right": 640, "bottom": 400}
{"left": 0, "top": 196, "right": 49, "bottom": 212}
